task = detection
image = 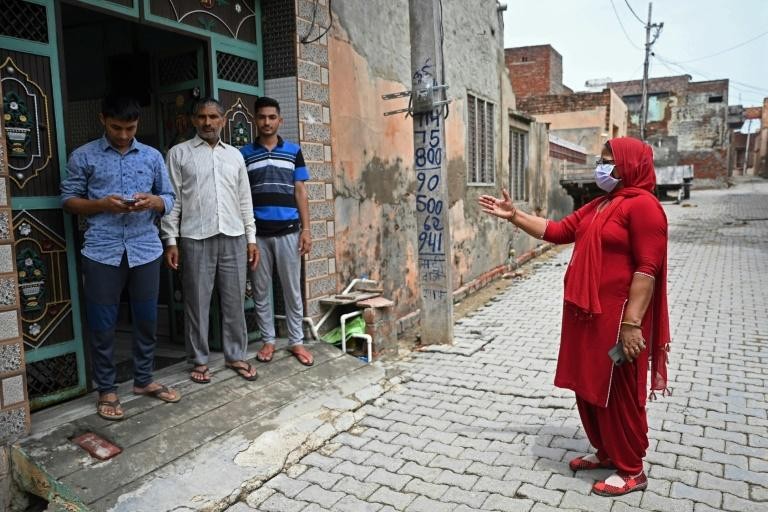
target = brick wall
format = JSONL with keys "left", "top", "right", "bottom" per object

{"left": 608, "top": 74, "right": 692, "bottom": 97}
{"left": 678, "top": 149, "right": 728, "bottom": 181}
{"left": 518, "top": 90, "right": 611, "bottom": 128}
{"left": 296, "top": 0, "right": 337, "bottom": 317}
{"left": 0, "top": 79, "right": 30, "bottom": 447}
{"left": 504, "top": 45, "right": 565, "bottom": 98}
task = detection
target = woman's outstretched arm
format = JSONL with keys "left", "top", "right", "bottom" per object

{"left": 478, "top": 189, "right": 548, "bottom": 239}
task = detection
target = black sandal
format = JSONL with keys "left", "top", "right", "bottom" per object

{"left": 97, "top": 398, "right": 125, "bottom": 421}
{"left": 190, "top": 365, "right": 211, "bottom": 384}
{"left": 226, "top": 361, "right": 258, "bottom": 381}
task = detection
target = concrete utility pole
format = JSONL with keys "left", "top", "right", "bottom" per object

{"left": 409, "top": 0, "right": 453, "bottom": 345}
{"left": 743, "top": 119, "right": 754, "bottom": 176}
{"left": 640, "top": 2, "right": 663, "bottom": 140}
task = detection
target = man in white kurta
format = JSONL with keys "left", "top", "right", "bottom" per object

{"left": 161, "top": 98, "right": 259, "bottom": 383}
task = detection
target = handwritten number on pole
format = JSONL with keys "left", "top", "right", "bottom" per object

{"left": 419, "top": 231, "right": 443, "bottom": 252}
{"left": 415, "top": 147, "right": 442, "bottom": 167}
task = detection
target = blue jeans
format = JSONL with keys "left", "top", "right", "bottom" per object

{"left": 82, "top": 254, "right": 160, "bottom": 393}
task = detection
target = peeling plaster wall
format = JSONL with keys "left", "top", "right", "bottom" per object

{"left": 329, "top": 1, "right": 561, "bottom": 319}
{"left": 608, "top": 76, "right": 731, "bottom": 182}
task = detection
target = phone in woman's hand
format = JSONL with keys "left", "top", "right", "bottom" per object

{"left": 608, "top": 342, "right": 627, "bottom": 366}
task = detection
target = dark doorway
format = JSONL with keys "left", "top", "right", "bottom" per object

{"left": 59, "top": 3, "right": 210, "bottom": 386}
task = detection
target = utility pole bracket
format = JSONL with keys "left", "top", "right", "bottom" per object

{"left": 382, "top": 85, "right": 451, "bottom": 117}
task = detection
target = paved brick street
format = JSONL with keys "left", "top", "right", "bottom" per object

{"left": 229, "top": 180, "right": 768, "bottom": 512}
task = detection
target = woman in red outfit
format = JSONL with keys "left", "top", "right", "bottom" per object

{"left": 478, "top": 137, "right": 670, "bottom": 496}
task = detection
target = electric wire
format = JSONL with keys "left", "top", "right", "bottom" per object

{"left": 609, "top": 0, "right": 642, "bottom": 50}
{"left": 300, "top": 0, "right": 333, "bottom": 45}
{"left": 656, "top": 53, "right": 768, "bottom": 94}
{"left": 675, "top": 29, "right": 768, "bottom": 64}
{"left": 623, "top": 0, "right": 645, "bottom": 25}
{"left": 654, "top": 53, "right": 767, "bottom": 102}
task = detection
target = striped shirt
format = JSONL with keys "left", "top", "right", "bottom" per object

{"left": 241, "top": 137, "right": 310, "bottom": 237}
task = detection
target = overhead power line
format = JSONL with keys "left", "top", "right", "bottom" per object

{"left": 609, "top": 0, "right": 642, "bottom": 50}
{"left": 676, "top": 29, "right": 768, "bottom": 64}
{"left": 623, "top": 0, "right": 645, "bottom": 24}
{"left": 654, "top": 58, "right": 764, "bottom": 103}
{"left": 655, "top": 53, "right": 768, "bottom": 99}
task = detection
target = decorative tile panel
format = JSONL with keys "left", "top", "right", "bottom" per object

{"left": 0, "top": 311, "right": 19, "bottom": 341}
{"left": 13, "top": 210, "right": 73, "bottom": 348}
{"left": 221, "top": 96, "right": 255, "bottom": 148}
{"left": 0, "top": 245, "right": 11, "bottom": 274}
{"left": 0, "top": 342, "right": 21, "bottom": 373}
{"left": 1, "top": 56, "right": 54, "bottom": 189}
{"left": 0, "top": 407, "right": 27, "bottom": 443}
{"left": 0, "top": 277, "right": 15, "bottom": 306}
{"left": 0, "top": 211, "right": 9, "bottom": 241}
{"left": 149, "top": 0, "right": 258, "bottom": 43}
{"left": 1, "top": 375, "right": 24, "bottom": 406}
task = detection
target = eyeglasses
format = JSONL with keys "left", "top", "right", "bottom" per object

{"left": 595, "top": 158, "right": 615, "bottom": 166}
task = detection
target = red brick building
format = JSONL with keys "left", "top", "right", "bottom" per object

{"left": 504, "top": 45, "right": 572, "bottom": 99}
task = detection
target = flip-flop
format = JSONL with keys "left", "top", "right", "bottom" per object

{"left": 190, "top": 365, "right": 211, "bottom": 384}
{"left": 256, "top": 343, "right": 275, "bottom": 363}
{"left": 97, "top": 398, "right": 125, "bottom": 421}
{"left": 133, "top": 384, "right": 181, "bottom": 403}
{"left": 226, "top": 361, "right": 259, "bottom": 381}
{"left": 289, "top": 347, "right": 314, "bottom": 366}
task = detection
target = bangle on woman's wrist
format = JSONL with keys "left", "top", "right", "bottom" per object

{"left": 508, "top": 208, "right": 517, "bottom": 223}
{"left": 620, "top": 321, "right": 642, "bottom": 329}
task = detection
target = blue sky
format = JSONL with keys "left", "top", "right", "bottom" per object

{"left": 503, "top": 0, "right": 768, "bottom": 107}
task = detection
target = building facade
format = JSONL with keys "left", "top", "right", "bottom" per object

{"left": 0, "top": 3, "right": 575, "bottom": 490}
{"left": 608, "top": 74, "right": 731, "bottom": 185}
{"left": 516, "top": 89, "right": 628, "bottom": 159}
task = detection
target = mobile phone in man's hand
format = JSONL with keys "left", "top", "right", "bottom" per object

{"left": 122, "top": 197, "right": 138, "bottom": 205}
{"left": 608, "top": 342, "right": 627, "bottom": 366}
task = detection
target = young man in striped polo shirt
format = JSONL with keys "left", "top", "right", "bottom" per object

{"left": 241, "top": 97, "right": 314, "bottom": 366}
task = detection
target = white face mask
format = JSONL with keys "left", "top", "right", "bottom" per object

{"left": 595, "top": 163, "right": 620, "bottom": 192}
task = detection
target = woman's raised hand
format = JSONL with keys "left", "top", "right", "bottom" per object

{"left": 478, "top": 189, "right": 516, "bottom": 221}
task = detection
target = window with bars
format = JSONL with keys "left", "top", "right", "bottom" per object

{"left": 467, "top": 94, "right": 495, "bottom": 185}
{"left": 509, "top": 128, "right": 528, "bottom": 201}
{"left": 0, "top": 0, "right": 49, "bottom": 43}
{"left": 216, "top": 51, "right": 259, "bottom": 87}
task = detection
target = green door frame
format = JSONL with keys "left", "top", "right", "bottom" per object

{"left": 1, "top": 0, "right": 87, "bottom": 408}
{"left": 2, "top": 0, "right": 265, "bottom": 408}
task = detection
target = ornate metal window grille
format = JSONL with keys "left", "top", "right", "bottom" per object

{"left": 0, "top": 0, "right": 49, "bottom": 43}
{"left": 26, "top": 352, "right": 79, "bottom": 399}
{"left": 158, "top": 52, "right": 199, "bottom": 87}
{"left": 217, "top": 52, "right": 259, "bottom": 87}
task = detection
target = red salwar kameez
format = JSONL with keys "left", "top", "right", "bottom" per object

{"left": 543, "top": 137, "right": 671, "bottom": 475}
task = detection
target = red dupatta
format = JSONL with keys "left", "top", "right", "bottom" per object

{"left": 564, "top": 137, "right": 671, "bottom": 392}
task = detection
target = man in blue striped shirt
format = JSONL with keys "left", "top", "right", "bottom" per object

{"left": 240, "top": 97, "right": 313, "bottom": 366}
{"left": 61, "top": 96, "right": 180, "bottom": 420}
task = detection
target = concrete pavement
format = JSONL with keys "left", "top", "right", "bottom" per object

{"left": 228, "top": 180, "right": 768, "bottom": 512}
